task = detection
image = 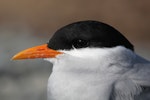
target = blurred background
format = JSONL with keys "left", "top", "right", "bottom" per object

{"left": 0, "top": 0, "right": 150, "bottom": 100}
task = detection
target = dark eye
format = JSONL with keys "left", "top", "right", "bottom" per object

{"left": 72, "top": 39, "right": 89, "bottom": 48}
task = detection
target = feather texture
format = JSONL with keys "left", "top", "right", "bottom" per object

{"left": 45, "top": 46, "right": 150, "bottom": 100}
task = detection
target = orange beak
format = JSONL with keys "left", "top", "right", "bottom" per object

{"left": 12, "top": 44, "right": 63, "bottom": 60}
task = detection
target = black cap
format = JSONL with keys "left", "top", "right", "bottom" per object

{"left": 48, "top": 20, "right": 134, "bottom": 51}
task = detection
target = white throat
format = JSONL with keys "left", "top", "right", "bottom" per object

{"left": 45, "top": 46, "right": 143, "bottom": 100}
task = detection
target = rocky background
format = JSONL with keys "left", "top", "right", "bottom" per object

{"left": 0, "top": 0, "right": 150, "bottom": 100}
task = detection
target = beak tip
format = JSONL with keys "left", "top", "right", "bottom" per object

{"left": 11, "top": 55, "right": 18, "bottom": 60}
{"left": 11, "top": 53, "right": 24, "bottom": 60}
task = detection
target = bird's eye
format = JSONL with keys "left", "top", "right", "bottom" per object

{"left": 72, "top": 39, "right": 89, "bottom": 48}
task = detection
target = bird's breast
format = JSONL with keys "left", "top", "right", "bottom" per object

{"left": 47, "top": 71, "right": 113, "bottom": 100}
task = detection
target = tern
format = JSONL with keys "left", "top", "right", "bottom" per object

{"left": 12, "top": 20, "right": 150, "bottom": 100}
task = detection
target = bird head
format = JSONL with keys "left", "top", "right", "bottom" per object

{"left": 12, "top": 20, "right": 133, "bottom": 61}
{"left": 12, "top": 21, "right": 150, "bottom": 100}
